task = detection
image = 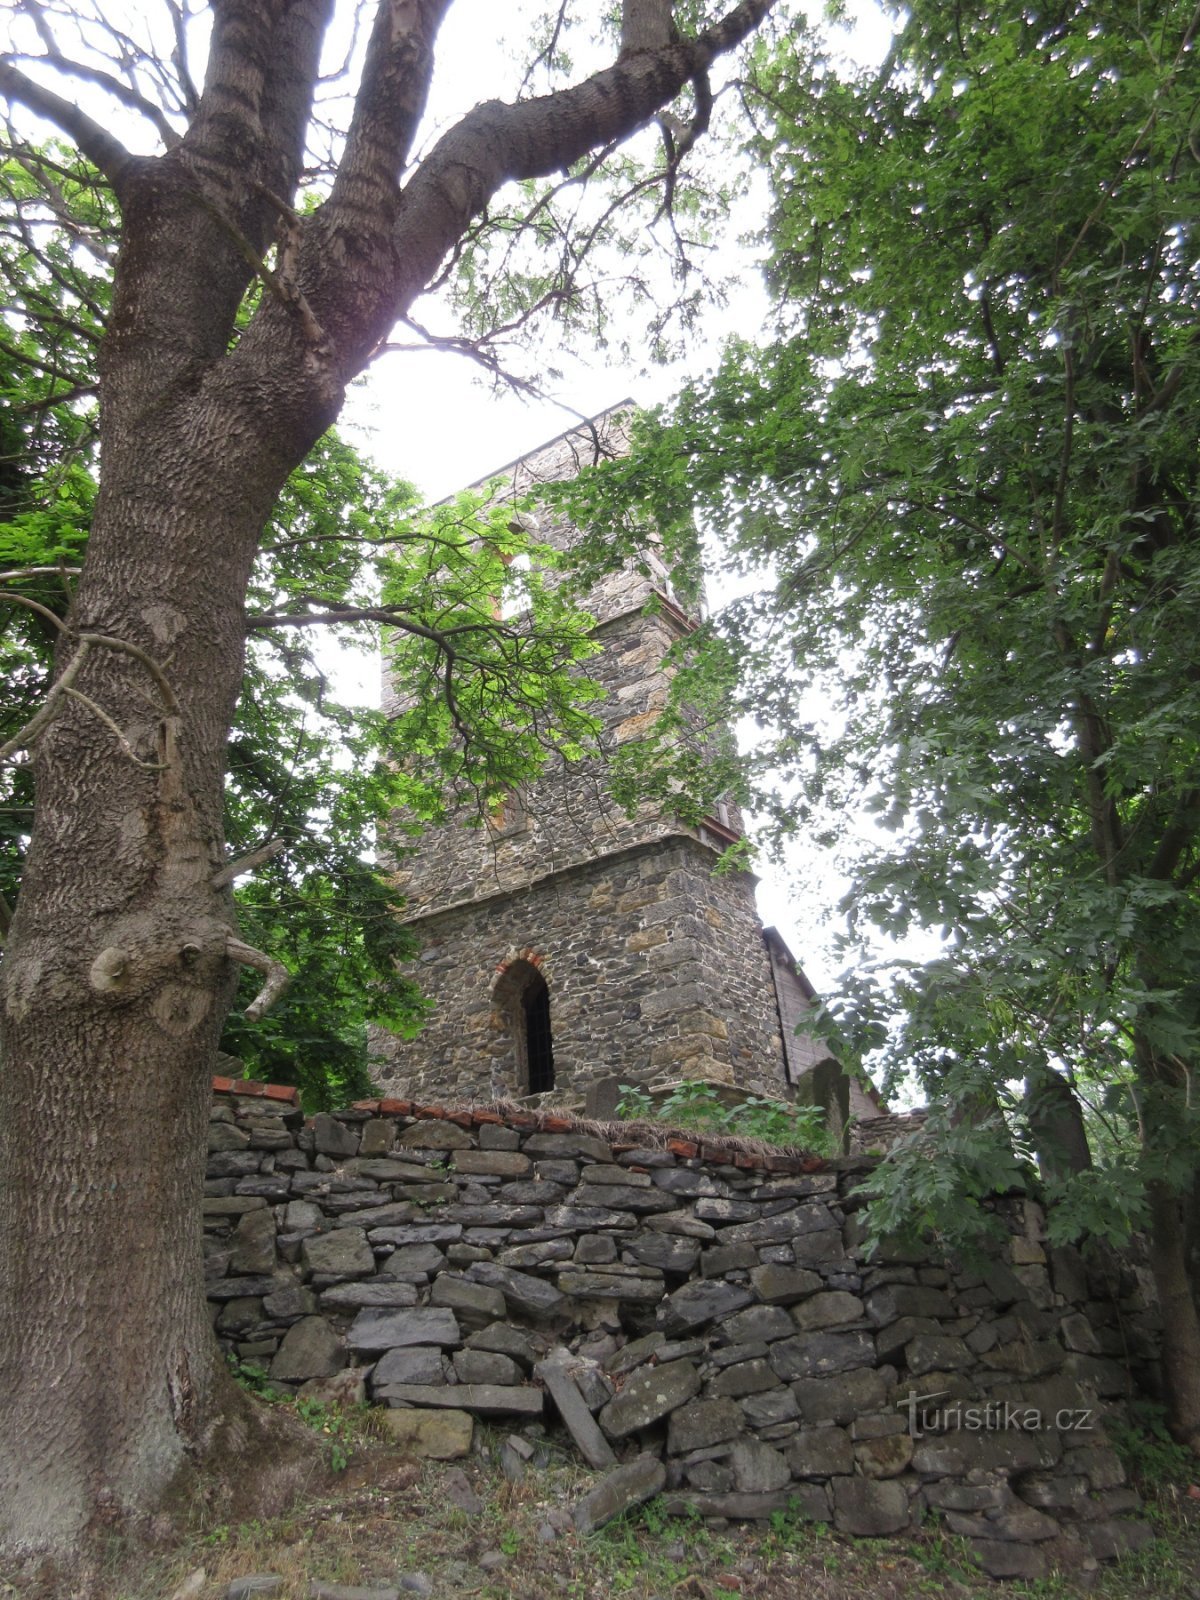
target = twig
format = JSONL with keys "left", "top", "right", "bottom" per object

{"left": 227, "top": 935, "right": 291, "bottom": 1022}
{"left": 0, "top": 638, "right": 90, "bottom": 762}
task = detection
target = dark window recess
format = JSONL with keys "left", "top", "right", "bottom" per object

{"left": 523, "top": 976, "right": 555, "bottom": 1093}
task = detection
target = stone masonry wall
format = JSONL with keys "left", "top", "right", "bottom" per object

{"left": 206, "top": 1079, "right": 1162, "bottom": 1582}
{"left": 374, "top": 836, "right": 788, "bottom": 1105}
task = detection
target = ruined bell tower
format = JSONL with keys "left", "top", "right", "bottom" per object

{"left": 373, "top": 404, "right": 832, "bottom": 1111}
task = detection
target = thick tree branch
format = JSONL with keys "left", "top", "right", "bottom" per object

{"left": 0, "top": 60, "right": 138, "bottom": 197}
{"left": 379, "top": 0, "right": 777, "bottom": 357}
{"left": 211, "top": 838, "right": 286, "bottom": 888}
{"left": 226, "top": 934, "right": 291, "bottom": 1021}
{"left": 327, "top": 0, "right": 454, "bottom": 226}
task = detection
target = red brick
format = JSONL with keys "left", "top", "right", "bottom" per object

{"left": 539, "top": 1114, "right": 572, "bottom": 1133}
{"left": 232, "top": 1079, "right": 266, "bottom": 1098}
{"left": 264, "top": 1083, "right": 300, "bottom": 1105}
{"left": 801, "top": 1156, "right": 828, "bottom": 1173}
{"left": 666, "top": 1138, "right": 699, "bottom": 1159}
{"left": 471, "top": 1110, "right": 505, "bottom": 1126}
{"left": 379, "top": 1098, "right": 412, "bottom": 1116}
{"left": 444, "top": 1109, "right": 473, "bottom": 1128}
{"left": 211, "top": 1075, "right": 235, "bottom": 1095}
{"left": 351, "top": 1098, "right": 380, "bottom": 1112}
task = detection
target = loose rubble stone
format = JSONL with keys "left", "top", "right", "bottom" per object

{"left": 269, "top": 1316, "right": 345, "bottom": 1382}
{"left": 573, "top": 1455, "right": 667, "bottom": 1533}
{"left": 786, "top": 1427, "right": 855, "bottom": 1478}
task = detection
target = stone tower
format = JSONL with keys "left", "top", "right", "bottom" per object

{"left": 373, "top": 404, "right": 834, "bottom": 1111}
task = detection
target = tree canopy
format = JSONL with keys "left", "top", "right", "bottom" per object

{"left": 557, "top": 0, "right": 1200, "bottom": 1446}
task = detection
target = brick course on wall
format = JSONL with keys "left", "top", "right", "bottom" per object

{"left": 205, "top": 1078, "right": 1162, "bottom": 1580}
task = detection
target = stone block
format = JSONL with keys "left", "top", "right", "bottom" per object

{"left": 831, "top": 1477, "right": 911, "bottom": 1536}
{"left": 346, "top": 1307, "right": 461, "bottom": 1353}
{"left": 749, "top": 1265, "right": 823, "bottom": 1304}
{"left": 429, "top": 1276, "right": 507, "bottom": 1323}
{"left": 598, "top": 1359, "right": 701, "bottom": 1438}
{"left": 769, "top": 1330, "right": 875, "bottom": 1382}
{"left": 373, "top": 1345, "right": 447, "bottom": 1388}
{"left": 377, "top": 1408, "right": 473, "bottom": 1458}
{"left": 791, "top": 1367, "right": 892, "bottom": 1425}
{"left": 706, "top": 1358, "right": 779, "bottom": 1398}
{"left": 719, "top": 1306, "right": 796, "bottom": 1345}
{"left": 452, "top": 1150, "right": 533, "bottom": 1178}
{"left": 397, "top": 1120, "right": 474, "bottom": 1150}
{"left": 657, "top": 1280, "right": 752, "bottom": 1336}
{"left": 230, "top": 1207, "right": 277, "bottom": 1276}
{"left": 790, "top": 1291, "right": 864, "bottom": 1331}
{"left": 378, "top": 1383, "right": 542, "bottom": 1417}
{"left": 466, "top": 1262, "right": 566, "bottom": 1320}
{"left": 269, "top": 1316, "right": 345, "bottom": 1382}
{"left": 855, "top": 1433, "right": 914, "bottom": 1479}
{"left": 729, "top": 1439, "right": 791, "bottom": 1493}
{"left": 454, "top": 1349, "right": 523, "bottom": 1386}
{"left": 786, "top": 1426, "right": 855, "bottom": 1478}
{"left": 301, "top": 1229, "right": 374, "bottom": 1281}
{"left": 313, "top": 1114, "right": 359, "bottom": 1159}
{"left": 666, "top": 1398, "right": 744, "bottom": 1454}
{"left": 319, "top": 1281, "right": 419, "bottom": 1310}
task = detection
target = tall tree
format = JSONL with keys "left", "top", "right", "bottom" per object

{"left": 0, "top": 0, "right": 779, "bottom": 1566}
{"left": 558, "top": 0, "right": 1200, "bottom": 1447}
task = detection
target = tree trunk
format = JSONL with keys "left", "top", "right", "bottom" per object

{"left": 0, "top": 358, "right": 326, "bottom": 1559}
{"left": 1146, "top": 1179, "right": 1200, "bottom": 1454}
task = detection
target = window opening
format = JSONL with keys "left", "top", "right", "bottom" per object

{"left": 523, "top": 973, "right": 555, "bottom": 1094}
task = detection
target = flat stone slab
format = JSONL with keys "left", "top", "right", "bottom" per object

{"left": 598, "top": 1359, "right": 701, "bottom": 1438}
{"left": 346, "top": 1307, "right": 461, "bottom": 1353}
{"left": 573, "top": 1455, "right": 666, "bottom": 1534}
{"left": 536, "top": 1360, "right": 617, "bottom": 1470}
{"left": 657, "top": 1281, "right": 752, "bottom": 1336}
{"left": 466, "top": 1262, "right": 566, "bottom": 1320}
{"left": 378, "top": 1383, "right": 543, "bottom": 1417}
{"left": 373, "top": 1345, "right": 447, "bottom": 1387}
{"left": 319, "top": 1282, "right": 418, "bottom": 1310}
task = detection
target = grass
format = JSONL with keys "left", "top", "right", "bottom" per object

{"left": 9, "top": 1414, "right": 1189, "bottom": 1600}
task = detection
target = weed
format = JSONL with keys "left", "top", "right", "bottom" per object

{"left": 1108, "top": 1402, "right": 1198, "bottom": 1496}
{"left": 616, "top": 1079, "right": 831, "bottom": 1150}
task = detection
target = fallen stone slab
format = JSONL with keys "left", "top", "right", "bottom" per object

{"left": 572, "top": 1454, "right": 666, "bottom": 1534}
{"left": 379, "top": 1383, "right": 544, "bottom": 1417}
{"left": 377, "top": 1408, "right": 473, "bottom": 1458}
{"left": 536, "top": 1360, "right": 617, "bottom": 1470}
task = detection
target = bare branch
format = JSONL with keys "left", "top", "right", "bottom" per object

{"left": 0, "top": 638, "right": 91, "bottom": 763}
{"left": 211, "top": 837, "right": 286, "bottom": 888}
{"left": 0, "top": 60, "right": 138, "bottom": 196}
{"left": 7, "top": 52, "right": 181, "bottom": 147}
{"left": 78, "top": 632, "right": 180, "bottom": 715}
{"left": 227, "top": 934, "right": 291, "bottom": 1022}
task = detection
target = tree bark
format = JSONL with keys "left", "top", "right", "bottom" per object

{"left": 1146, "top": 1180, "right": 1200, "bottom": 1453}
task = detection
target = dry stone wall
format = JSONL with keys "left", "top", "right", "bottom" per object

{"left": 206, "top": 1079, "right": 1162, "bottom": 1581}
